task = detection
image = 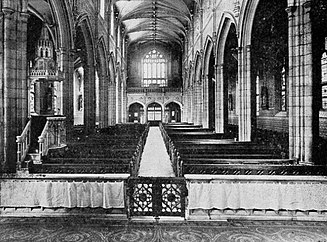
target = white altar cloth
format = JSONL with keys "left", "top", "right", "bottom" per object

{"left": 188, "top": 179, "right": 327, "bottom": 211}
{"left": 0, "top": 180, "right": 124, "bottom": 208}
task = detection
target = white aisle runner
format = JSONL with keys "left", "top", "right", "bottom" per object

{"left": 138, "top": 127, "right": 175, "bottom": 177}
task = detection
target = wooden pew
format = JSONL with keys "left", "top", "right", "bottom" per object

{"left": 43, "top": 157, "right": 131, "bottom": 164}
{"left": 31, "top": 124, "right": 148, "bottom": 174}
{"left": 181, "top": 157, "right": 294, "bottom": 165}
{"left": 32, "top": 163, "right": 131, "bottom": 174}
{"left": 182, "top": 163, "right": 322, "bottom": 176}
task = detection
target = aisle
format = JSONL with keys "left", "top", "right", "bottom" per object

{"left": 138, "top": 127, "right": 175, "bottom": 177}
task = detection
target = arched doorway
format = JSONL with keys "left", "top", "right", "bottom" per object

{"left": 128, "top": 103, "right": 144, "bottom": 123}
{"left": 147, "top": 102, "right": 162, "bottom": 123}
{"left": 165, "top": 102, "right": 181, "bottom": 123}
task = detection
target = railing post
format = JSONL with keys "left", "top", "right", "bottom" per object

{"left": 16, "top": 136, "right": 22, "bottom": 171}
{"left": 38, "top": 136, "right": 44, "bottom": 157}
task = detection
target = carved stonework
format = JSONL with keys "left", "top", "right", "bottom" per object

{"left": 233, "top": 0, "right": 240, "bottom": 18}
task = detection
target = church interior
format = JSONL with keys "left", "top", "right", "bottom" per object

{"left": 1, "top": 0, "right": 327, "bottom": 240}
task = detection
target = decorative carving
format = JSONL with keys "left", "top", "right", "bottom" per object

{"left": 128, "top": 177, "right": 187, "bottom": 218}
{"left": 233, "top": 0, "right": 240, "bottom": 17}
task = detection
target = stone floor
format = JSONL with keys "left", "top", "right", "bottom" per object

{"left": 138, "top": 127, "right": 175, "bottom": 177}
{"left": 1, "top": 217, "right": 327, "bottom": 242}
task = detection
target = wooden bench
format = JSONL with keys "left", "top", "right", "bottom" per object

{"left": 181, "top": 157, "right": 294, "bottom": 165}
{"left": 167, "top": 132, "right": 225, "bottom": 140}
{"left": 32, "top": 123, "right": 148, "bottom": 174}
{"left": 31, "top": 163, "right": 131, "bottom": 174}
{"left": 165, "top": 127, "right": 213, "bottom": 132}
{"left": 43, "top": 157, "right": 131, "bottom": 164}
{"left": 182, "top": 163, "right": 327, "bottom": 176}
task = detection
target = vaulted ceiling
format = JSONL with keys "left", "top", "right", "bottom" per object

{"left": 115, "top": 0, "right": 195, "bottom": 47}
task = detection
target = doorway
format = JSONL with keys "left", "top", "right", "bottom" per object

{"left": 147, "top": 103, "right": 162, "bottom": 123}
{"left": 165, "top": 102, "right": 181, "bottom": 123}
{"left": 128, "top": 103, "right": 144, "bottom": 123}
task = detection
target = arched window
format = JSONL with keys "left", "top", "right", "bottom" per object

{"left": 142, "top": 49, "right": 167, "bottom": 87}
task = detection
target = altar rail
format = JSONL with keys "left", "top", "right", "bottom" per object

{"left": 16, "top": 120, "right": 31, "bottom": 170}
{"left": 39, "top": 116, "right": 67, "bottom": 158}
{"left": 0, "top": 174, "right": 129, "bottom": 217}
{"left": 186, "top": 174, "right": 327, "bottom": 221}
{"left": 3, "top": 173, "right": 327, "bottom": 221}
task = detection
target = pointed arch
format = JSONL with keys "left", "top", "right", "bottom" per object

{"left": 215, "top": 13, "right": 238, "bottom": 134}
{"left": 108, "top": 52, "right": 116, "bottom": 125}
{"left": 75, "top": 15, "right": 96, "bottom": 132}
{"left": 97, "top": 37, "right": 109, "bottom": 78}
{"left": 164, "top": 101, "right": 182, "bottom": 123}
{"left": 97, "top": 37, "right": 109, "bottom": 128}
{"left": 238, "top": 0, "right": 260, "bottom": 47}
{"left": 203, "top": 35, "right": 216, "bottom": 129}
{"left": 76, "top": 15, "right": 96, "bottom": 67}
{"left": 194, "top": 51, "right": 202, "bottom": 84}
{"left": 203, "top": 36, "right": 214, "bottom": 77}
{"left": 128, "top": 101, "right": 145, "bottom": 110}
{"left": 193, "top": 51, "right": 203, "bottom": 125}
{"left": 109, "top": 52, "right": 116, "bottom": 84}
{"left": 216, "top": 13, "right": 237, "bottom": 66}
{"left": 128, "top": 102, "right": 145, "bottom": 123}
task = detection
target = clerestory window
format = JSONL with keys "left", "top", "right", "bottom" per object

{"left": 142, "top": 49, "right": 167, "bottom": 87}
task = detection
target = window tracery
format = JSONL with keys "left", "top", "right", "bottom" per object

{"left": 142, "top": 49, "right": 167, "bottom": 87}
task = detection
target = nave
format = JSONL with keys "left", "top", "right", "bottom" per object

{"left": 2, "top": 0, "right": 327, "bottom": 239}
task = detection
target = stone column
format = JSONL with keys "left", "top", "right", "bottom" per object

{"left": 0, "top": 10, "right": 4, "bottom": 170}
{"left": 104, "top": 75, "right": 110, "bottom": 127}
{"left": 16, "top": 11, "right": 29, "bottom": 133}
{"left": 287, "top": 1, "right": 314, "bottom": 164}
{"left": 195, "top": 81, "right": 203, "bottom": 125}
{"left": 238, "top": 45, "right": 252, "bottom": 141}
{"left": 121, "top": 79, "right": 127, "bottom": 123}
{"left": 62, "top": 48, "right": 75, "bottom": 132}
{"left": 0, "top": 5, "right": 29, "bottom": 171}
{"left": 144, "top": 103, "right": 148, "bottom": 123}
{"left": 189, "top": 88, "right": 194, "bottom": 124}
{"left": 108, "top": 81, "right": 116, "bottom": 125}
{"left": 84, "top": 64, "right": 96, "bottom": 133}
{"left": 215, "top": 64, "right": 224, "bottom": 133}
{"left": 181, "top": 88, "right": 188, "bottom": 123}
{"left": 3, "top": 7, "right": 18, "bottom": 170}
{"left": 202, "top": 74, "right": 209, "bottom": 128}
{"left": 115, "top": 74, "right": 121, "bottom": 123}
{"left": 98, "top": 73, "right": 106, "bottom": 128}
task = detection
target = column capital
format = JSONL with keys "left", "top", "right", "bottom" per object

{"left": 2, "top": 7, "right": 15, "bottom": 17}
{"left": 19, "top": 12, "right": 30, "bottom": 24}
{"left": 285, "top": 6, "right": 297, "bottom": 17}
{"left": 303, "top": 1, "right": 312, "bottom": 9}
